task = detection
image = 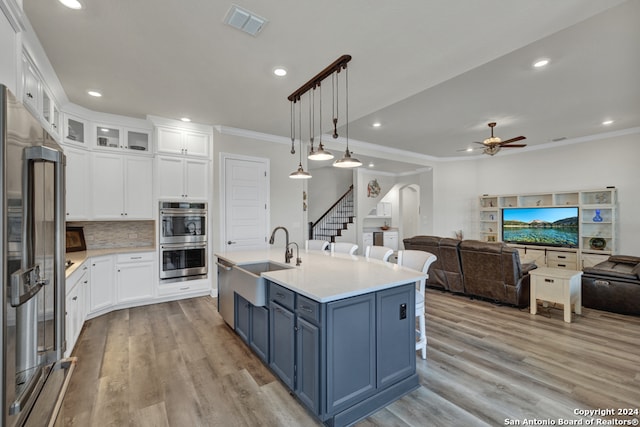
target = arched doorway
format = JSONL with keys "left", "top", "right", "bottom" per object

{"left": 399, "top": 184, "right": 420, "bottom": 248}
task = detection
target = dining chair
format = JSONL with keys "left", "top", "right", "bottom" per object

{"left": 330, "top": 242, "right": 358, "bottom": 255}
{"left": 396, "top": 249, "right": 437, "bottom": 360}
{"left": 364, "top": 245, "right": 394, "bottom": 262}
{"left": 305, "top": 239, "right": 330, "bottom": 251}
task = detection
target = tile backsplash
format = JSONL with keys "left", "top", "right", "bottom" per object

{"left": 67, "top": 221, "right": 155, "bottom": 250}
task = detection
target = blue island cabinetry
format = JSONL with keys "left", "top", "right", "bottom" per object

{"left": 235, "top": 280, "right": 418, "bottom": 427}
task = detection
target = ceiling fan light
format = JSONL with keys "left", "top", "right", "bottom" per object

{"left": 289, "top": 163, "right": 312, "bottom": 179}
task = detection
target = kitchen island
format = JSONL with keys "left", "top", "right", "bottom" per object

{"left": 216, "top": 249, "right": 425, "bottom": 427}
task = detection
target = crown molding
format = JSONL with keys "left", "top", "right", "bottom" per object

{"left": 1, "top": 0, "right": 26, "bottom": 33}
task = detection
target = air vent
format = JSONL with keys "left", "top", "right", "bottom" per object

{"left": 551, "top": 137, "right": 567, "bottom": 142}
{"left": 224, "top": 4, "right": 267, "bottom": 36}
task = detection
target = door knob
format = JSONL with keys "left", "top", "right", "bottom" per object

{"left": 227, "top": 241, "right": 236, "bottom": 245}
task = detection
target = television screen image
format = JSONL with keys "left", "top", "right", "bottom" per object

{"left": 502, "top": 207, "right": 579, "bottom": 248}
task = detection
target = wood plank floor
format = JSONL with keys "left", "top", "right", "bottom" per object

{"left": 60, "top": 289, "right": 640, "bottom": 426}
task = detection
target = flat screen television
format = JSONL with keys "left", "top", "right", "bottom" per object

{"left": 502, "top": 207, "right": 579, "bottom": 248}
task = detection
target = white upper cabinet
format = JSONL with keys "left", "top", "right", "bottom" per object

{"left": 65, "top": 146, "right": 91, "bottom": 220}
{"left": 64, "top": 113, "right": 88, "bottom": 146}
{"left": 21, "top": 52, "right": 61, "bottom": 139}
{"left": 95, "top": 123, "right": 152, "bottom": 154}
{"left": 92, "top": 153, "right": 153, "bottom": 219}
{"left": 22, "top": 54, "right": 39, "bottom": 113}
{"left": 156, "top": 126, "right": 210, "bottom": 158}
{"left": 156, "top": 156, "right": 208, "bottom": 200}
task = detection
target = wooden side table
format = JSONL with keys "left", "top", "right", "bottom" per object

{"left": 530, "top": 267, "right": 583, "bottom": 323}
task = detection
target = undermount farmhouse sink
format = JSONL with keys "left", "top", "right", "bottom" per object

{"left": 232, "top": 261, "right": 293, "bottom": 306}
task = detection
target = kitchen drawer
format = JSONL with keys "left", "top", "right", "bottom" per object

{"left": 296, "top": 294, "right": 320, "bottom": 324}
{"left": 116, "top": 251, "right": 154, "bottom": 263}
{"left": 269, "top": 282, "right": 294, "bottom": 310}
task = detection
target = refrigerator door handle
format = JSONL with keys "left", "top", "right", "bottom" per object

{"left": 9, "top": 265, "right": 49, "bottom": 307}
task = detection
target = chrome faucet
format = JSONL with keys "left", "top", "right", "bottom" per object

{"left": 269, "top": 226, "right": 292, "bottom": 263}
{"left": 288, "top": 242, "right": 302, "bottom": 266}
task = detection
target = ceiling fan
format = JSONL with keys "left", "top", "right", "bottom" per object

{"left": 467, "top": 122, "right": 527, "bottom": 156}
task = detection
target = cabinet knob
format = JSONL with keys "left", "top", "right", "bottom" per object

{"left": 27, "top": 92, "right": 33, "bottom": 98}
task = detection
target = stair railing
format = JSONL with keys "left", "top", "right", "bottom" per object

{"left": 309, "top": 185, "right": 354, "bottom": 240}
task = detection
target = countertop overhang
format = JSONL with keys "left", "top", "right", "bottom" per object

{"left": 215, "top": 249, "right": 424, "bottom": 303}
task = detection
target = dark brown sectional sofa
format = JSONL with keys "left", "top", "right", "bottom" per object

{"left": 403, "top": 236, "right": 537, "bottom": 307}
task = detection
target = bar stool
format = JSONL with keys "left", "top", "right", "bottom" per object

{"left": 305, "top": 239, "right": 329, "bottom": 251}
{"left": 330, "top": 242, "right": 358, "bottom": 255}
{"left": 397, "top": 250, "right": 437, "bottom": 360}
{"left": 364, "top": 245, "right": 394, "bottom": 262}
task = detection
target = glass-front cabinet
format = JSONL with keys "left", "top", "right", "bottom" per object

{"left": 64, "top": 113, "right": 87, "bottom": 146}
{"left": 95, "top": 125, "right": 121, "bottom": 149}
{"left": 94, "top": 124, "right": 151, "bottom": 153}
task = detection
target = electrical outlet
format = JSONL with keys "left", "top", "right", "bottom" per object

{"left": 399, "top": 303, "right": 407, "bottom": 320}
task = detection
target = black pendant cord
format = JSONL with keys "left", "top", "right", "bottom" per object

{"left": 298, "top": 94, "right": 303, "bottom": 166}
{"left": 318, "top": 82, "right": 324, "bottom": 148}
{"left": 290, "top": 101, "right": 295, "bottom": 154}
{"left": 309, "top": 89, "right": 314, "bottom": 152}
{"left": 331, "top": 73, "right": 339, "bottom": 139}
{"left": 345, "top": 66, "right": 349, "bottom": 151}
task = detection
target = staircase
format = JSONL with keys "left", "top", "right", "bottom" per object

{"left": 309, "top": 185, "right": 354, "bottom": 243}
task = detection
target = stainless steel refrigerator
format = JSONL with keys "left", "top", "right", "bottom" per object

{"left": 1, "top": 85, "right": 71, "bottom": 426}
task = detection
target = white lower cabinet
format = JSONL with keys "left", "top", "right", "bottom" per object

{"left": 157, "top": 155, "right": 208, "bottom": 200}
{"left": 383, "top": 231, "right": 398, "bottom": 251}
{"left": 89, "top": 255, "right": 115, "bottom": 313}
{"left": 116, "top": 252, "right": 155, "bottom": 303}
{"left": 65, "top": 262, "right": 89, "bottom": 357}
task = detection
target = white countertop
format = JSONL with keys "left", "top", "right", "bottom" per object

{"left": 65, "top": 246, "right": 155, "bottom": 277}
{"left": 215, "top": 249, "right": 424, "bottom": 303}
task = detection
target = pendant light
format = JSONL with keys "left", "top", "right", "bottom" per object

{"left": 289, "top": 95, "right": 312, "bottom": 179}
{"left": 333, "top": 66, "right": 361, "bottom": 168}
{"left": 308, "top": 82, "right": 333, "bottom": 161}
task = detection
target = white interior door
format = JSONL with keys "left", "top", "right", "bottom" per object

{"left": 223, "top": 155, "right": 269, "bottom": 251}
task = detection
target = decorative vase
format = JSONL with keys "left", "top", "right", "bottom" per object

{"left": 592, "top": 209, "right": 603, "bottom": 222}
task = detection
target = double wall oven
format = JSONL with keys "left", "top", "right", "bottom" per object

{"left": 159, "top": 201, "right": 208, "bottom": 282}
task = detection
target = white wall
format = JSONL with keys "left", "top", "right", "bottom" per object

{"left": 307, "top": 166, "right": 352, "bottom": 223}
{"left": 432, "top": 131, "right": 640, "bottom": 254}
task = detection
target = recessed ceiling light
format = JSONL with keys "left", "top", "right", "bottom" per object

{"left": 602, "top": 120, "right": 614, "bottom": 125}
{"left": 372, "top": 122, "right": 381, "bottom": 128}
{"left": 466, "top": 148, "right": 474, "bottom": 152}
{"left": 273, "top": 67, "right": 287, "bottom": 77}
{"left": 58, "top": 0, "right": 82, "bottom": 9}
{"left": 368, "top": 162, "right": 375, "bottom": 168}
{"left": 87, "top": 90, "right": 102, "bottom": 97}
{"left": 180, "top": 117, "right": 191, "bottom": 122}
{"left": 533, "top": 58, "right": 550, "bottom": 68}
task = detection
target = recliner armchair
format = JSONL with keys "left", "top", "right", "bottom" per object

{"left": 459, "top": 240, "right": 537, "bottom": 307}
{"left": 402, "top": 236, "right": 464, "bottom": 293}
{"left": 582, "top": 255, "right": 640, "bottom": 315}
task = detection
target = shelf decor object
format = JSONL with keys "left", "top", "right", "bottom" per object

{"left": 589, "top": 237, "right": 606, "bottom": 250}
{"left": 592, "top": 209, "right": 603, "bottom": 222}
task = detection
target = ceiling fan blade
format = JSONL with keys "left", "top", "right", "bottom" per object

{"left": 499, "top": 136, "right": 526, "bottom": 145}
{"left": 472, "top": 141, "right": 485, "bottom": 145}
{"left": 501, "top": 144, "right": 527, "bottom": 148}
{"left": 457, "top": 146, "right": 483, "bottom": 152}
